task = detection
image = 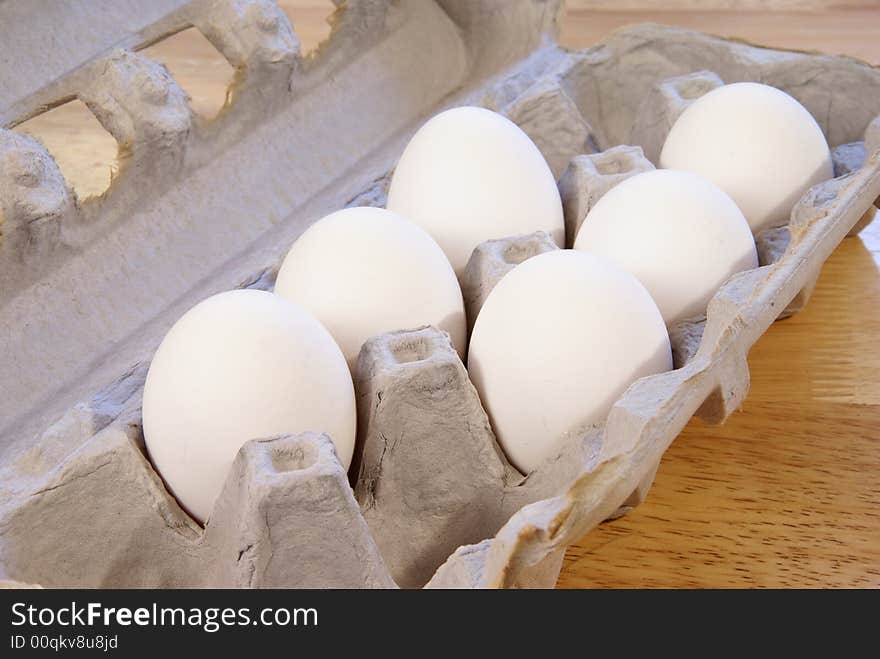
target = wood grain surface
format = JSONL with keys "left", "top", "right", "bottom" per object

{"left": 559, "top": 5, "right": 880, "bottom": 64}
{"left": 10, "top": 1, "right": 879, "bottom": 588}
{"left": 556, "top": 2, "right": 880, "bottom": 589}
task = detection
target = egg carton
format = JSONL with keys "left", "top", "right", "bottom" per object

{"left": 1, "top": 0, "right": 879, "bottom": 589}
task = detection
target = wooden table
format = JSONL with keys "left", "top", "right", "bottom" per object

{"left": 12, "top": 2, "right": 879, "bottom": 588}
{"left": 557, "top": 4, "right": 880, "bottom": 589}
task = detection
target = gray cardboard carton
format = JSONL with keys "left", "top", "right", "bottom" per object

{"left": 1, "top": 1, "right": 879, "bottom": 587}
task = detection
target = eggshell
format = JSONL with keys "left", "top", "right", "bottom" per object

{"left": 386, "top": 106, "right": 565, "bottom": 275}
{"left": 660, "top": 82, "right": 833, "bottom": 233}
{"left": 468, "top": 250, "right": 672, "bottom": 474}
{"left": 574, "top": 169, "right": 758, "bottom": 324}
{"left": 274, "top": 207, "right": 466, "bottom": 369}
{"left": 142, "top": 289, "right": 356, "bottom": 523}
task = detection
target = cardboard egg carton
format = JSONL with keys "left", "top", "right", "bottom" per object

{"left": 1, "top": 1, "right": 879, "bottom": 588}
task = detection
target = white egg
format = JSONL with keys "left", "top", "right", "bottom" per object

{"left": 387, "top": 106, "right": 564, "bottom": 276}
{"left": 660, "top": 82, "right": 833, "bottom": 234}
{"left": 274, "top": 207, "right": 466, "bottom": 369}
{"left": 573, "top": 169, "right": 758, "bottom": 325}
{"left": 142, "top": 289, "right": 356, "bottom": 524}
{"left": 468, "top": 250, "right": 671, "bottom": 474}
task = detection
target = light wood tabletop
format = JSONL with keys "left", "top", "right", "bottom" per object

{"left": 9, "top": 1, "right": 879, "bottom": 588}
{"left": 557, "top": 3, "right": 880, "bottom": 590}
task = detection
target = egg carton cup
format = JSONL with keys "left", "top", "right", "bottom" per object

{"left": 2, "top": 1, "right": 880, "bottom": 588}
